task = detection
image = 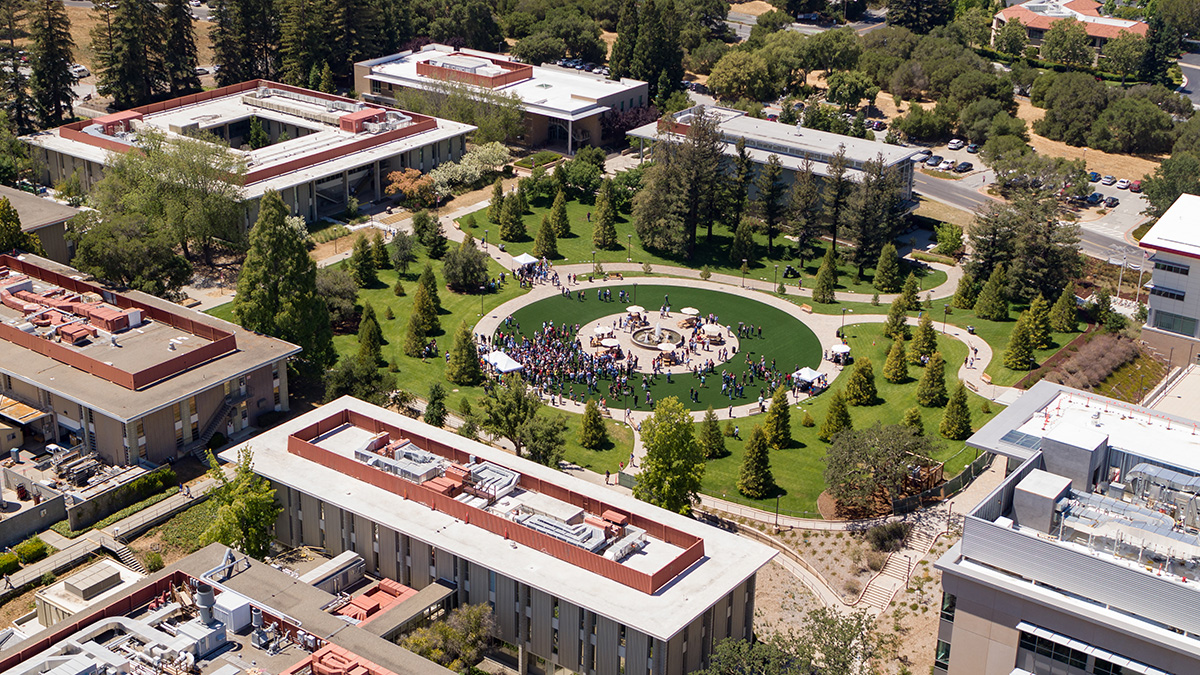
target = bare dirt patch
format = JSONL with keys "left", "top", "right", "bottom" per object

{"left": 601, "top": 31, "right": 617, "bottom": 57}
{"left": 915, "top": 199, "right": 976, "bottom": 227}
{"left": 730, "top": 1, "right": 778, "bottom": 16}
{"left": 0, "top": 585, "right": 40, "bottom": 627}
{"left": 1015, "top": 100, "right": 1163, "bottom": 180}
{"left": 752, "top": 560, "right": 823, "bottom": 637}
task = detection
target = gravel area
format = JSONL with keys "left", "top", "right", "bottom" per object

{"left": 752, "top": 560, "right": 822, "bottom": 638}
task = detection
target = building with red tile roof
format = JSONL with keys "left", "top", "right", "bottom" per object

{"left": 993, "top": 0, "right": 1147, "bottom": 56}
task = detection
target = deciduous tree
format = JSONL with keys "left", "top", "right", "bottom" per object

{"left": 480, "top": 375, "right": 542, "bottom": 457}
{"left": 442, "top": 233, "right": 489, "bottom": 292}
{"left": 824, "top": 423, "right": 932, "bottom": 515}
{"left": 1041, "top": 18, "right": 1092, "bottom": 67}
{"left": 202, "top": 447, "right": 281, "bottom": 558}
{"left": 633, "top": 397, "right": 705, "bottom": 514}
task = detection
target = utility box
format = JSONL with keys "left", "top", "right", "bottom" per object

{"left": 213, "top": 591, "right": 252, "bottom": 632}
{"left": 1014, "top": 469, "right": 1073, "bottom": 534}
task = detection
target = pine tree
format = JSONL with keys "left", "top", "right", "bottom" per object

{"left": 763, "top": 386, "right": 791, "bottom": 450}
{"left": 499, "top": 192, "right": 525, "bottom": 241}
{"left": 974, "top": 265, "right": 1009, "bottom": 321}
{"left": 308, "top": 62, "right": 322, "bottom": 91}
{"left": 844, "top": 357, "right": 877, "bottom": 406}
{"left": 319, "top": 61, "right": 334, "bottom": 93}
{"left": 446, "top": 321, "right": 483, "bottom": 386}
{"left": 424, "top": 383, "right": 447, "bottom": 427}
{"left": 161, "top": 0, "right": 201, "bottom": 95}
{"left": 818, "top": 390, "right": 853, "bottom": 442}
{"left": 1027, "top": 294, "right": 1052, "bottom": 349}
{"left": 349, "top": 234, "right": 377, "bottom": 286}
{"left": 873, "top": 242, "right": 901, "bottom": 293}
{"left": 97, "top": 0, "right": 167, "bottom": 107}
{"left": 801, "top": 411, "right": 815, "bottom": 427}
{"left": 813, "top": 245, "right": 838, "bottom": 304}
{"left": 579, "top": 399, "right": 610, "bottom": 450}
{"left": 514, "top": 181, "right": 529, "bottom": 215}
{"left": 371, "top": 230, "right": 390, "bottom": 269}
{"left": 28, "top": 0, "right": 76, "bottom": 127}
{"left": 940, "top": 382, "right": 972, "bottom": 440}
{"left": 1, "top": 0, "right": 35, "bottom": 133}
{"left": 883, "top": 336, "right": 908, "bottom": 383}
{"left": 911, "top": 312, "right": 937, "bottom": 364}
{"left": 729, "top": 217, "right": 756, "bottom": 265}
{"left": 593, "top": 179, "right": 618, "bottom": 249}
{"left": 247, "top": 116, "right": 269, "bottom": 149}
{"left": 754, "top": 154, "right": 786, "bottom": 256}
{"left": 883, "top": 296, "right": 910, "bottom": 340}
{"left": 393, "top": 279, "right": 405, "bottom": 296}
{"left": 738, "top": 426, "right": 775, "bottom": 500}
{"left": 902, "top": 406, "right": 924, "bottom": 436}
{"left": 549, "top": 189, "right": 570, "bottom": 238}
{"left": 404, "top": 282, "right": 438, "bottom": 356}
{"left": 532, "top": 215, "right": 558, "bottom": 259}
{"left": 917, "top": 352, "right": 948, "bottom": 407}
{"left": 357, "top": 301, "right": 382, "bottom": 366}
{"left": 417, "top": 263, "right": 441, "bottom": 312}
{"left": 898, "top": 272, "right": 920, "bottom": 311}
{"left": 698, "top": 407, "right": 726, "bottom": 459}
{"left": 1049, "top": 283, "right": 1078, "bottom": 333}
{"left": 951, "top": 272, "right": 978, "bottom": 309}
{"left": 1004, "top": 310, "right": 1037, "bottom": 371}
{"left": 609, "top": 0, "right": 638, "bottom": 80}
{"left": 488, "top": 178, "right": 504, "bottom": 223}
{"left": 233, "top": 190, "right": 334, "bottom": 372}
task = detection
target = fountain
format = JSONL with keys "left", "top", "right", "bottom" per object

{"left": 632, "top": 323, "right": 684, "bottom": 350}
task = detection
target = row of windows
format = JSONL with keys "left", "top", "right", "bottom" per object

{"left": 1155, "top": 260, "right": 1190, "bottom": 276}
{"left": 1150, "top": 286, "right": 1186, "bottom": 302}
{"left": 1019, "top": 631, "right": 1088, "bottom": 669}
{"left": 1153, "top": 309, "right": 1198, "bottom": 337}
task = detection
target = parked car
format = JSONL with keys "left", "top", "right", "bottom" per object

{"left": 912, "top": 149, "right": 931, "bottom": 162}
{"left": 1101, "top": 175, "right": 1116, "bottom": 185}
{"left": 937, "top": 159, "right": 956, "bottom": 171}
{"left": 966, "top": 143, "right": 979, "bottom": 154}
{"left": 871, "top": 120, "right": 887, "bottom": 131}
{"left": 947, "top": 139, "right": 965, "bottom": 150}
{"left": 195, "top": 67, "right": 209, "bottom": 75}
{"left": 1115, "top": 179, "right": 1130, "bottom": 190}
{"left": 68, "top": 64, "right": 89, "bottom": 78}
{"left": 189, "top": 0, "right": 201, "bottom": 5}
{"left": 955, "top": 161, "right": 973, "bottom": 173}
{"left": 1130, "top": 180, "right": 1142, "bottom": 193}
{"left": 1087, "top": 192, "right": 1104, "bottom": 205}
{"left": 766, "top": 113, "right": 778, "bottom": 121}
{"left": 1087, "top": 171, "right": 1101, "bottom": 182}
{"left": 925, "top": 155, "right": 943, "bottom": 167}
{"left": 1105, "top": 196, "right": 1120, "bottom": 208}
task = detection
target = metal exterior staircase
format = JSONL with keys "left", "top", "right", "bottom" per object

{"left": 100, "top": 536, "right": 147, "bottom": 574}
{"left": 192, "top": 388, "right": 253, "bottom": 455}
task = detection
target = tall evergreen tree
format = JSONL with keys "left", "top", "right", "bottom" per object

{"left": 818, "top": 390, "right": 852, "bottom": 442}
{"left": 729, "top": 216, "right": 756, "bottom": 265}
{"left": 911, "top": 312, "right": 938, "bottom": 364}
{"left": 1049, "top": 283, "right": 1078, "bottom": 333}
{"left": 357, "top": 301, "right": 382, "bottom": 366}
{"left": 1027, "top": 294, "right": 1052, "bottom": 349}
{"left": 549, "top": 189, "right": 570, "bottom": 238}
{"left": 417, "top": 263, "right": 442, "bottom": 312}
{"left": 873, "top": 243, "right": 901, "bottom": 293}
{"left": 883, "top": 336, "right": 908, "bottom": 383}
{"left": 754, "top": 154, "right": 786, "bottom": 256}
{"left": 499, "top": 192, "right": 525, "bottom": 241}
{"left": 349, "top": 234, "right": 377, "bottom": 286}
{"left": 161, "top": 0, "right": 201, "bottom": 95}
{"left": 593, "top": 179, "right": 618, "bottom": 249}
{"left": 0, "top": 0, "right": 33, "bottom": 133}
{"left": 846, "top": 157, "right": 902, "bottom": 278}
{"left": 446, "top": 321, "right": 483, "bottom": 386}
{"left": 698, "top": 406, "right": 726, "bottom": 459}
{"left": 822, "top": 145, "right": 851, "bottom": 250}
{"left": 579, "top": 399, "right": 610, "bottom": 450}
{"left": 1004, "top": 310, "right": 1036, "bottom": 370}
{"left": 28, "top": 0, "right": 76, "bottom": 127}
{"left": 738, "top": 426, "right": 775, "bottom": 500}
{"left": 279, "top": 0, "right": 332, "bottom": 85}
{"left": 533, "top": 215, "right": 558, "bottom": 259}
{"left": 720, "top": 138, "right": 753, "bottom": 233}
{"left": 785, "top": 157, "right": 822, "bottom": 265}
{"left": 917, "top": 352, "right": 948, "bottom": 407}
{"left": 488, "top": 178, "right": 504, "bottom": 223}
{"left": 1139, "top": 15, "right": 1177, "bottom": 86}
{"left": 902, "top": 406, "right": 924, "bottom": 436}
{"left": 940, "top": 382, "right": 972, "bottom": 440}
{"left": 887, "top": 0, "right": 950, "bottom": 34}
{"left": 812, "top": 244, "right": 838, "bottom": 304}
{"left": 98, "top": 0, "right": 166, "bottom": 107}
{"left": 233, "top": 190, "right": 334, "bottom": 372}
{"left": 897, "top": 272, "right": 920, "bottom": 311}
{"left": 327, "top": 0, "right": 380, "bottom": 79}
{"left": 609, "top": 0, "right": 638, "bottom": 80}
{"left": 951, "top": 272, "right": 978, "bottom": 310}
{"left": 404, "top": 281, "right": 438, "bottom": 356}
{"left": 844, "top": 357, "right": 877, "bottom": 406}
{"left": 974, "top": 265, "right": 1010, "bottom": 321}
{"left": 763, "top": 386, "right": 791, "bottom": 450}
{"left": 883, "top": 296, "right": 910, "bottom": 341}
{"left": 211, "top": 0, "right": 278, "bottom": 85}
{"left": 423, "top": 383, "right": 448, "bottom": 427}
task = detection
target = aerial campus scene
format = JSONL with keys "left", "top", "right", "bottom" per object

{"left": 2, "top": 0, "right": 1200, "bottom": 673}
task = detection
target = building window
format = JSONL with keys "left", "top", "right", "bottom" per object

{"left": 1153, "top": 309, "right": 1198, "bottom": 337}
{"left": 1150, "top": 286, "right": 1186, "bottom": 301}
{"left": 1155, "top": 260, "right": 1189, "bottom": 275}
{"left": 1094, "top": 658, "right": 1129, "bottom": 675}
{"left": 371, "top": 80, "right": 382, "bottom": 94}
{"left": 934, "top": 640, "right": 951, "bottom": 670}
{"left": 940, "top": 592, "right": 956, "bottom": 622}
{"left": 1017, "top": 631, "right": 1086, "bottom": 670}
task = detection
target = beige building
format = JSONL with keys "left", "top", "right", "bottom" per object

{"left": 223, "top": 397, "right": 775, "bottom": 675}
{"left": 0, "top": 185, "right": 80, "bottom": 265}
{"left": 356, "top": 45, "right": 649, "bottom": 154}
{"left": 0, "top": 254, "right": 299, "bottom": 466}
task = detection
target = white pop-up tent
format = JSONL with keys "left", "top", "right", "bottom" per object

{"left": 512, "top": 253, "right": 538, "bottom": 268}
{"left": 485, "top": 351, "right": 524, "bottom": 373}
{"left": 794, "top": 367, "right": 822, "bottom": 383}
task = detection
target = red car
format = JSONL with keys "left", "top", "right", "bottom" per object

{"left": 1130, "top": 180, "right": 1142, "bottom": 193}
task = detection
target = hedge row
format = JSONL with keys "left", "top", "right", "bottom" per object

{"left": 50, "top": 487, "right": 181, "bottom": 539}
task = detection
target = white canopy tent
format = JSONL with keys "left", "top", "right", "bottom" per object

{"left": 484, "top": 351, "right": 524, "bottom": 373}
{"left": 512, "top": 253, "right": 538, "bottom": 268}
{"left": 794, "top": 367, "right": 822, "bottom": 383}
{"left": 830, "top": 344, "right": 851, "bottom": 355}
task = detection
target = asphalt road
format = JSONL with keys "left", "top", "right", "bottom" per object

{"left": 64, "top": 0, "right": 213, "bottom": 21}
{"left": 1178, "top": 52, "right": 1200, "bottom": 109}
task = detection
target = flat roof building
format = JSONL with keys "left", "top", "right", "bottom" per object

{"left": 933, "top": 380, "right": 1200, "bottom": 675}
{"left": 0, "top": 185, "right": 80, "bottom": 265}
{"left": 1138, "top": 193, "right": 1200, "bottom": 358}
{"left": 356, "top": 45, "right": 649, "bottom": 153}
{"left": 627, "top": 105, "right": 921, "bottom": 200}
{"left": 220, "top": 396, "right": 776, "bottom": 675}
{"left": 993, "top": 0, "right": 1148, "bottom": 53}
{"left": 22, "top": 81, "right": 475, "bottom": 223}
{"left": 0, "top": 253, "right": 299, "bottom": 467}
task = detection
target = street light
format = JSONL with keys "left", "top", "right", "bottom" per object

{"left": 479, "top": 286, "right": 485, "bottom": 317}
{"left": 627, "top": 234, "right": 632, "bottom": 262}
{"left": 633, "top": 283, "right": 637, "bottom": 304}
{"left": 773, "top": 264, "right": 779, "bottom": 289}
{"left": 484, "top": 229, "right": 488, "bottom": 251}
{"left": 742, "top": 259, "right": 747, "bottom": 288}
{"left": 840, "top": 307, "right": 852, "bottom": 336}
{"left": 943, "top": 304, "right": 950, "bottom": 334}
{"left": 592, "top": 249, "right": 596, "bottom": 275}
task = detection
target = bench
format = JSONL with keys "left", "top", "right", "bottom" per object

{"left": 981, "top": 373, "right": 992, "bottom": 384}
{"left": 800, "top": 304, "right": 813, "bottom": 314}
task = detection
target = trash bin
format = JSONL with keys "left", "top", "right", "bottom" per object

{"left": 967, "top": 326, "right": 976, "bottom": 335}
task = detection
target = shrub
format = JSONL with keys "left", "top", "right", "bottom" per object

{"left": 40, "top": 572, "right": 56, "bottom": 586}
{"left": 1044, "top": 335, "right": 1140, "bottom": 391}
{"left": 866, "top": 521, "right": 911, "bottom": 552}
{"left": 206, "top": 433, "right": 227, "bottom": 450}
{"left": 13, "top": 536, "right": 49, "bottom": 564}
{"left": 0, "top": 553, "right": 19, "bottom": 575}
{"left": 145, "top": 551, "right": 164, "bottom": 572}
{"left": 866, "top": 550, "right": 888, "bottom": 571}
{"left": 844, "top": 579, "right": 862, "bottom": 596}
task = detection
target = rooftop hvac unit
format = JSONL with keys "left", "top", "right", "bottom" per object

{"left": 257, "top": 86, "right": 270, "bottom": 98}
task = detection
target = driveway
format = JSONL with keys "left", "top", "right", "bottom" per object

{"left": 1178, "top": 52, "right": 1200, "bottom": 109}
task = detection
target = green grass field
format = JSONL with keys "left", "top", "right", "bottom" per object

{"left": 501, "top": 285, "right": 822, "bottom": 411}
{"left": 457, "top": 194, "right": 945, "bottom": 295}
{"left": 939, "top": 305, "right": 1079, "bottom": 387}
{"left": 698, "top": 322, "right": 1000, "bottom": 516}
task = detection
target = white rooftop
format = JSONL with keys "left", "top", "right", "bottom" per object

{"left": 360, "top": 45, "right": 647, "bottom": 121}
{"left": 1016, "top": 391, "right": 1200, "bottom": 474}
{"left": 1139, "top": 193, "right": 1200, "bottom": 260}
{"left": 221, "top": 396, "right": 775, "bottom": 642}
{"left": 1043, "top": 421, "right": 1108, "bottom": 452}
{"left": 1017, "top": 469, "right": 1072, "bottom": 499}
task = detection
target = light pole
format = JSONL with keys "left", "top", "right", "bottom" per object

{"left": 484, "top": 229, "right": 488, "bottom": 251}
{"left": 633, "top": 283, "right": 637, "bottom": 304}
{"left": 773, "top": 265, "right": 779, "bottom": 289}
{"left": 742, "top": 259, "right": 747, "bottom": 288}
{"left": 840, "top": 308, "right": 852, "bottom": 337}
{"left": 943, "top": 304, "right": 950, "bottom": 334}
{"left": 592, "top": 249, "right": 596, "bottom": 275}
{"left": 627, "top": 234, "right": 632, "bottom": 262}
{"left": 480, "top": 286, "right": 485, "bottom": 317}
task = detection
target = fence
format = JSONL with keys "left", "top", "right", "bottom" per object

{"left": 616, "top": 471, "right": 637, "bottom": 490}
{"left": 892, "top": 451, "right": 995, "bottom": 515}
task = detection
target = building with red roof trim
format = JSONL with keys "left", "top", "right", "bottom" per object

{"left": 992, "top": 0, "right": 1148, "bottom": 58}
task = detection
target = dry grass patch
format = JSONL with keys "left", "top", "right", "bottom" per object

{"left": 915, "top": 199, "right": 977, "bottom": 227}
{"left": 1015, "top": 100, "right": 1163, "bottom": 179}
{"left": 730, "top": 1, "right": 777, "bottom": 16}
{"left": 16, "top": 8, "right": 213, "bottom": 72}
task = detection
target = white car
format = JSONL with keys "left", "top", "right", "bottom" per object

{"left": 1115, "top": 179, "right": 1130, "bottom": 190}
{"left": 947, "top": 139, "right": 965, "bottom": 151}
{"left": 190, "top": 0, "right": 201, "bottom": 5}
{"left": 938, "top": 159, "right": 956, "bottom": 171}
{"left": 68, "top": 64, "right": 89, "bottom": 78}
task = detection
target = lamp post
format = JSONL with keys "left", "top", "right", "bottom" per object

{"left": 592, "top": 250, "right": 596, "bottom": 275}
{"left": 633, "top": 283, "right": 637, "bottom": 304}
{"left": 484, "top": 229, "right": 488, "bottom": 251}
{"left": 840, "top": 308, "right": 852, "bottom": 337}
{"left": 773, "top": 265, "right": 778, "bottom": 289}
{"left": 627, "top": 234, "right": 632, "bottom": 262}
{"left": 480, "top": 286, "right": 485, "bottom": 317}
{"left": 943, "top": 304, "right": 950, "bottom": 334}
{"left": 742, "top": 259, "right": 747, "bottom": 288}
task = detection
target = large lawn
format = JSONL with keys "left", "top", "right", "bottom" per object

{"left": 501, "top": 285, "right": 822, "bottom": 411}
{"left": 942, "top": 305, "right": 1080, "bottom": 387}
{"left": 699, "top": 322, "right": 1000, "bottom": 517}
{"left": 457, "top": 194, "right": 945, "bottom": 295}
